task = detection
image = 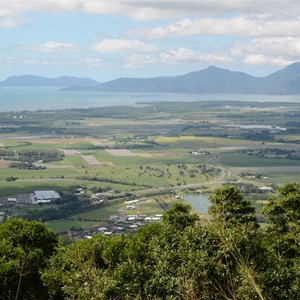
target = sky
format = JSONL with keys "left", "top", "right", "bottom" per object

{"left": 1, "top": 0, "right": 300, "bottom": 82}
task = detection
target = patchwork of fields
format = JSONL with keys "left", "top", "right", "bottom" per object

{"left": 1, "top": 100, "right": 300, "bottom": 232}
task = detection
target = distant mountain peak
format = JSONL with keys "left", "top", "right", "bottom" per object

{"left": 81, "top": 62, "right": 300, "bottom": 95}
{"left": 283, "top": 61, "right": 300, "bottom": 71}
{"left": 199, "top": 66, "right": 227, "bottom": 73}
{"left": 3, "top": 62, "right": 300, "bottom": 95}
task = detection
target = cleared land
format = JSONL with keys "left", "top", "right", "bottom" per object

{"left": 106, "top": 149, "right": 152, "bottom": 157}
{"left": 0, "top": 160, "right": 10, "bottom": 168}
{"left": 33, "top": 163, "right": 75, "bottom": 169}
{"left": 81, "top": 155, "right": 102, "bottom": 165}
{"left": 60, "top": 149, "right": 80, "bottom": 155}
{"left": 1, "top": 100, "right": 300, "bottom": 233}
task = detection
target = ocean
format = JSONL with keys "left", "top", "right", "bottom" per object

{"left": 1, "top": 87, "right": 300, "bottom": 112}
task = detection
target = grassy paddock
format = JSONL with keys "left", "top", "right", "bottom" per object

{"left": 73, "top": 203, "right": 124, "bottom": 220}
{"left": 155, "top": 136, "right": 263, "bottom": 147}
{"left": 46, "top": 219, "right": 98, "bottom": 232}
{"left": 0, "top": 179, "right": 139, "bottom": 196}
{"left": 0, "top": 181, "right": 75, "bottom": 196}
{"left": 219, "top": 152, "right": 300, "bottom": 167}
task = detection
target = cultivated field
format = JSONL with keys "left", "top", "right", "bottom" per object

{"left": 1, "top": 100, "right": 300, "bottom": 232}
{"left": 106, "top": 149, "right": 152, "bottom": 157}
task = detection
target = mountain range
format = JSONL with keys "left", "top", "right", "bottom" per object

{"left": 0, "top": 75, "right": 99, "bottom": 87}
{"left": 63, "top": 62, "right": 300, "bottom": 95}
{"left": 2, "top": 62, "right": 300, "bottom": 94}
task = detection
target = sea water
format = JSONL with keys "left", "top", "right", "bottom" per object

{"left": 1, "top": 87, "right": 300, "bottom": 112}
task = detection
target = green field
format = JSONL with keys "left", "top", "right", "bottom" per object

{"left": 46, "top": 219, "right": 98, "bottom": 232}
{"left": 1, "top": 100, "right": 300, "bottom": 232}
{"left": 73, "top": 203, "right": 124, "bottom": 220}
{"left": 220, "top": 152, "right": 300, "bottom": 167}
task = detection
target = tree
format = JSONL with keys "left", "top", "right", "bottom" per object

{"left": 264, "top": 183, "right": 300, "bottom": 232}
{"left": 263, "top": 183, "right": 300, "bottom": 257}
{"left": 163, "top": 202, "right": 199, "bottom": 231}
{"left": 209, "top": 185, "right": 256, "bottom": 226}
{"left": 261, "top": 183, "right": 300, "bottom": 299}
{"left": 0, "top": 218, "right": 58, "bottom": 300}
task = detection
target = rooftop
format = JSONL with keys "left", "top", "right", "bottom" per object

{"left": 34, "top": 190, "right": 60, "bottom": 200}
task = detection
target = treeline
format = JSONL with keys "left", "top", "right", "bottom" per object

{"left": 17, "top": 149, "right": 64, "bottom": 162}
{"left": 9, "top": 161, "right": 46, "bottom": 170}
{"left": 1, "top": 183, "right": 300, "bottom": 299}
{"left": 243, "top": 147, "right": 300, "bottom": 160}
{"left": 77, "top": 175, "right": 152, "bottom": 188}
{"left": 0, "top": 148, "right": 64, "bottom": 163}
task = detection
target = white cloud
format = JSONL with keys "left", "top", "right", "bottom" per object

{"left": 159, "top": 48, "right": 233, "bottom": 64}
{"left": 125, "top": 47, "right": 233, "bottom": 68}
{"left": 23, "top": 41, "right": 79, "bottom": 52}
{"left": 230, "top": 37, "right": 300, "bottom": 66}
{"left": 232, "top": 37, "right": 300, "bottom": 58}
{"left": 2, "top": 0, "right": 300, "bottom": 23}
{"left": 23, "top": 58, "right": 49, "bottom": 65}
{"left": 91, "top": 39, "right": 158, "bottom": 53}
{"left": 244, "top": 55, "right": 293, "bottom": 66}
{"left": 21, "top": 57, "right": 103, "bottom": 68}
{"left": 130, "top": 15, "right": 300, "bottom": 39}
{"left": 125, "top": 54, "right": 158, "bottom": 68}
{"left": 0, "top": 17, "right": 27, "bottom": 28}
{"left": 82, "top": 1, "right": 128, "bottom": 16}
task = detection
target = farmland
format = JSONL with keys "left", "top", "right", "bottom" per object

{"left": 1, "top": 100, "right": 300, "bottom": 234}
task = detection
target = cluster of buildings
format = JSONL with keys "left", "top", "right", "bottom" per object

{"left": 7, "top": 190, "right": 60, "bottom": 205}
{"left": 73, "top": 213, "right": 164, "bottom": 239}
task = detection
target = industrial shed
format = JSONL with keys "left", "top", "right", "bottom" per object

{"left": 33, "top": 190, "right": 60, "bottom": 203}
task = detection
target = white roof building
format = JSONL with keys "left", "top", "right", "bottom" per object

{"left": 34, "top": 190, "right": 60, "bottom": 203}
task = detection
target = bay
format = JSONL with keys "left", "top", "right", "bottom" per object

{"left": 1, "top": 87, "right": 300, "bottom": 112}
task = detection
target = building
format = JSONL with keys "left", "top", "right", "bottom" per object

{"left": 33, "top": 190, "right": 60, "bottom": 203}
{"left": 17, "top": 194, "right": 34, "bottom": 204}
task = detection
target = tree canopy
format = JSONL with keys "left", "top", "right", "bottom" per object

{"left": 208, "top": 185, "right": 256, "bottom": 226}
{"left": 0, "top": 218, "right": 58, "bottom": 300}
{"left": 1, "top": 184, "right": 300, "bottom": 299}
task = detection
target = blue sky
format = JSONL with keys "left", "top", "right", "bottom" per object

{"left": 1, "top": 0, "right": 300, "bottom": 82}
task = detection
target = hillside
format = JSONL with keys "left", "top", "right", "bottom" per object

{"left": 0, "top": 75, "right": 99, "bottom": 87}
{"left": 63, "top": 62, "right": 300, "bottom": 94}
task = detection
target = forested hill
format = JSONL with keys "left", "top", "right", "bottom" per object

{"left": 63, "top": 62, "right": 300, "bottom": 94}
{"left": 0, "top": 75, "right": 99, "bottom": 87}
{"left": 1, "top": 183, "right": 300, "bottom": 300}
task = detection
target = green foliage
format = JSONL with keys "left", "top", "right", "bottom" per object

{"left": 17, "top": 149, "right": 64, "bottom": 162}
{"left": 0, "top": 218, "right": 58, "bottom": 300}
{"left": 263, "top": 183, "right": 300, "bottom": 258}
{"left": 264, "top": 182, "right": 300, "bottom": 230}
{"left": 2, "top": 184, "right": 300, "bottom": 299}
{"left": 9, "top": 161, "right": 46, "bottom": 170}
{"left": 209, "top": 185, "right": 257, "bottom": 226}
{"left": 5, "top": 176, "right": 18, "bottom": 181}
{"left": 162, "top": 202, "right": 199, "bottom": 230}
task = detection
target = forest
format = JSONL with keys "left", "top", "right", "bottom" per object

{"left": 1, "top": 183, "right": 300, "bottom": 300}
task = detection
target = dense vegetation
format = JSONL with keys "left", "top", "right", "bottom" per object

{"left": 1, "top": 183, "right": 300, "bottom": 300}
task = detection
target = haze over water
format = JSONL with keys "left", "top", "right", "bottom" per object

{"left": 1, "top": 87, "right": 300, "bottom": 112}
